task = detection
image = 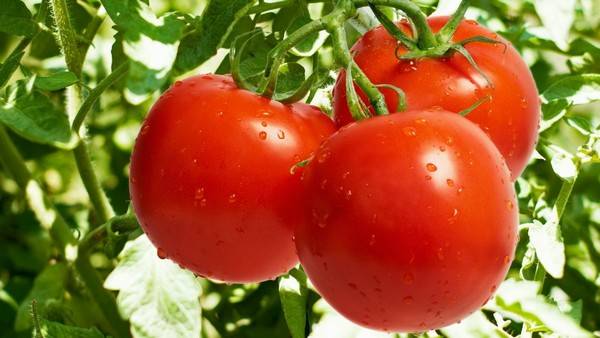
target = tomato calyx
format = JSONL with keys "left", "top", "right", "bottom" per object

{"left": 369, "top": 0, "right": 504, "bottom": 87}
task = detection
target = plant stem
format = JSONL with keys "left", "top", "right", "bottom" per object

{"left": 329, "top": 26, "right": 389, "bottom": 116}
{"left": 354, "top": 0, "right": 437, "bottom": 49}
{"left": 49, "top": 0, "right": 83, "bottom": 75}
{"left": 437, "top": 0, "right": 470, "bottom": 43}
{"left": 0, "top": 125, "right": 76, "bottom": 253}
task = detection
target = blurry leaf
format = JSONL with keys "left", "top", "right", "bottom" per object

{"left": 274, "top": 63, "right": 306, "bottom": 99}
{"left": 174, "top": 0, "right": 253, "bottom": 73}
{"left": 279, "top": 268, "right": 308, "bottom": 338}
{"left": 565, "top": 116, "right": 593, "bottom": 135}
{"left": 534, "top": 0, "right": 575, "bottom": 50}
{"left": 549, "top": 147, "right": 578, "bottom": 180}
{"left": 36, "top": 318, "right": 105, "bottom": 338}
{"left": 15, "top": 263, "right": 68, "bottom": 331}
{"left": 101, "top": 0, "right": 186, "bottom": 104}
{"left": 0, "top": 0, "right": 37, "bottom": 37}
{"left": 104, "top": 235, "right": 202, "bottom": 338}
{"left": 529, "top": 218, "right": 566, "bottom": 279}
{"left": 34, "top": 71, "right": 78, "bottom": 91}
{"left": 0, "top": 82, "right": 73, "bottom": 148}
{"left": 0, "top": 51, "right": 25, "bottom": 89}
{"left": 441, "top": 311, "right": 512, "bottom": 338}
{"left": 289, "top": 14, "right": 327, "bottom": 57}
{"left": 489, "top": 280, "right": 592, "bottom": 337}
{"left": 540, "top": 74, "right": 600, "bottom": 131}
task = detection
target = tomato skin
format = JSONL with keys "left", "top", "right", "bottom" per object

{"left": 333, "top": 17, "right": 540, "bottom": 180}
{"left": 295, "top": 110, "right": 518, "bottom": 332}
{"left": 130, "top": 74, "right": 335, "bottom": 283}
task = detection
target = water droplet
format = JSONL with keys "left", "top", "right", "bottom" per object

{"left": 490, "top": 284, "right": 497, "bottom": 292}
{"left": 348, "top": 282, "right": 358, "bottom": 290}
{"left": 317, "top": 150, "right": 331, "bottom": 163}
{"left": 217, "top": 111, "right": 224, "bottom": 117}
{"left": 403, "top": 126, "right": 417, "bottom": 137}
{"left": 174, "top": 80, "right": 183, "bottom": 87}
{"left": 261, "top": 121, "right": 267, "bottom": 127}
{"left": 503, "top": 255, "right": 511, "bottom": 264}
{"left": 425, "top": 175, "right": 432, "bottom": 181}
{"left": 345, "top": 190, "right": 352, "bottom": 200}
{"left": 228, "top": 193, "right": 237, "bottom": 203}
{"left": 320, "top": 179, "right": 328, "bottom": 190}
{"left": 140, "top": 125, "right": 150, "bottom": 135}
{"left": 457, "top": 186, "right": 464, "bottom": 194}
{"left": 258, "top": 131, "right": 267, "bottom": 140}
{"left": 157, "top": 248, "right": 167, "bottom": 259}
{"left": 414, "top": 118, "right": 427, "bottom": 125}
{"left": 520, "top": 97, "right": 527, "bottom": 108}
{"left": 403, "top": 296, "right": 414, "bottom": 304}
{"left": 403, "top": 272, "right": 414, "bottom": 284}
{"left": 445, "top": 136, "right": 454, "bottom": 145}
{"left": 446, "top": 179, "right": 454, "bottom": 187}
{"left": 277, "top": 130, "right": 285, "bottom": 139}
{"left": 426, "top": 163, "right": 437, "bottom": 172}
{"left": 195, "top": 188, "right": 205, "bottom": 200}
{"left": 439, "top": 146, "right": 446, "bottom": 152}
{"left": 506, "top": 200, "right": 514, "bottom": 210}
{"left": 437, "top": 248, "right": 445, "bottom": 260}
{"left": 369, "top": 234, "right": 376, "bottom": 246}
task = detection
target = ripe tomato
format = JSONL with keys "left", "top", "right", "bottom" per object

{"left": 333, "top": 17, "right": 540, "bottom": 179}
{"left": 295, "top": 109, "right": 518, "bottom": 332}
{"left": 130, "top": 74, "right": 335, "bottom": 283}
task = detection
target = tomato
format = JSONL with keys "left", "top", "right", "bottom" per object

{"left": 130, "top": 74, "right": 335, "bottom": 283}
{"left": 295, "top": 109, "right": 518, "bottom": 332}
{"left": 333, "top": 17, "right": 540, "bottom": 179}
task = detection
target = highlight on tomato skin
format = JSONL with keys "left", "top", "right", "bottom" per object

{"left": 295, "top": 109, "right": 519, "bottom": 332}
{"left": 333, "top": 16, "right": 540, "bottom": 180}
{"left": 129, "top": 74, "right": 336, "bottom": 284}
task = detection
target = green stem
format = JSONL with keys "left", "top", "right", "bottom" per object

{"left": 437, "top": 0, "right": 470, "bottom": 43}
{"left": 258, "top": 19, "right": 326, "bottom": 97}
{"left": 329, "top": 26, "right": 389, "bottom": 116}
{"left": 72, "top": 62, "right": 129, "bottom": 133}
{"left": 0, "top": 125, "right": 76, "bottom": 253}
{"left": 73, "top": 142, "right": 115, "bottom": 224}
{"left": 355, "top": 0, "right": 437, "bottom": 49}
{"left": 247, "top": 0, "right": 325, "bottom": 14}
{"left": 49, "top": 0, "right": 83, "bottom": 75}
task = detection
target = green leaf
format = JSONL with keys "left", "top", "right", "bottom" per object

{"left": 0, "top": 82, "right": 73, "bottom": 148}
{"left": 279, "top": 268, "right": 308, "bottom": 338}
{"left": 0, "top": 51, "right": 25, "bottom": 89}
{"left": 564, "top": 116, "right": 593, "bottom": 135}
{"left": 289, "top": 15, "right": 327, "bottom": 57}
{"left": 540, "top": 74, "right": 600, "bottom": 131}
{"left": 529, "top": 218, "right": 566, "bottom": 279}
{"left": 34, "top": 71, "right": 78, "bottom": 91}
{"left": 534, "top": 0, "right": 575, "bottom": 50}
{"left": 274, "top": 63, "right": 306, "bottom": 99}
{"left": 547, "top": 145, "right": 578, "bottom": 180}
{"left": 488, "top": 280, "right": 592, "bottom": 337}
{"left": 15, "top": 263, "right": 68, "bottom": 331}
{"left": 104, "top": 235, "right": 202, "bottom": 338}
{"left": 0, "top": 0, "right": 37, "bottom": 37}
{"left": 441, "top": 311, "right": 512, "bottom": 338}
{"left": 101, "top": 0, "right": 187, "bottom": 104}
{"left": 174, "top": 0, "right": 253, "bottom": 73}
{"left": 35, "top": 319, "right": 106, "bottom": 338}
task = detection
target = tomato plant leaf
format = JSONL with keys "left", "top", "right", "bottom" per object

{"left": 279, "top": 268, "right": 308, "bottom": 338}
{"left": 529, "top": 218, "right": 566, "bottom": 279}
{"left": 15, "top": 263, "right": 69, "bottom": 331}
{"left": 34, "top": 71, "right": 79, "bottom": 91}
{"left": 0, "top": 83, "right": 73, "bottom": 148}
{"left": 36, "top": 318, "right": 106, "bottom": 338}
{"left": 533, "top": 0, "right": 576, "bottom": 50}
{"left": 0, "top": 51, "right": 25, "bottom": 89}
{"left": 174, "top": 0, "right": 253, "bottom": 73}
{"left": 104, "top": 235, "right": 202, "bottom": 338}
{"left": 0, "top": 0, "right": 37, "bottom": 37}
{"left": 101, "top": 0, "right": 186, "bottom": 104}
{"left": 540, "top": 74, "right": 600, "bottom": 131}
{"left": 274, "top": 63, "right": 306, "bottom": 99}
{"left": 441, "top": 311, "right": 513, "bottom": 338}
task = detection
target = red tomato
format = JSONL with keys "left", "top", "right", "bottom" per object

{"left": 333, "top": 17, "right": 540, "bottom": 179}
{"left": 130, "top": 74, "right": 335, "bottom": 283}
{"left": 295, "top": 109, "right": 518, "bottom": 332}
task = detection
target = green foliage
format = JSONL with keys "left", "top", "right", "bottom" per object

{"left": 0, "top": 0, "right": 599, "bottom": 337}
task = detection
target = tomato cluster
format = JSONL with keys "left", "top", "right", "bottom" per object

{"left": 130, "top": 18, "right": 537, "bottom": 333}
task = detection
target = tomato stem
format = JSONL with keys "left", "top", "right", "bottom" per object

{"left": 437, "top": 0, "right": 471, "bottom": 44}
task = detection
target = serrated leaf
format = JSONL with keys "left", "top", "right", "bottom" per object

{"left": 529, "top": 218, "right": 566, "bottom": 279}
{"left": 36, "top": 319, "right": 106, "bottom": 338}
{"left": 0, "top": 0, "right": 37, "bottom": 37}
{"left": 488, "top": 280, "right": 592, "bottom": 337}
{"left": 279, "top": 268, "right": 308, "bottom": 338}
{"left": 174, "top": 0, "right": 253, "bottom": 73}
{"left": 104, "top": 235, "right": 202, "bottom": 338}
{"left": 34, "top": 71, "right": 78, "bottom": 91}
{"left": 101, "top": 0, "right": 186, "bottom": 104}
{"left": 0, "top": 84, "right": 73, "bottom": 147}
{"left": 15, "top": 263, "right": 68, "bottom": 331}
